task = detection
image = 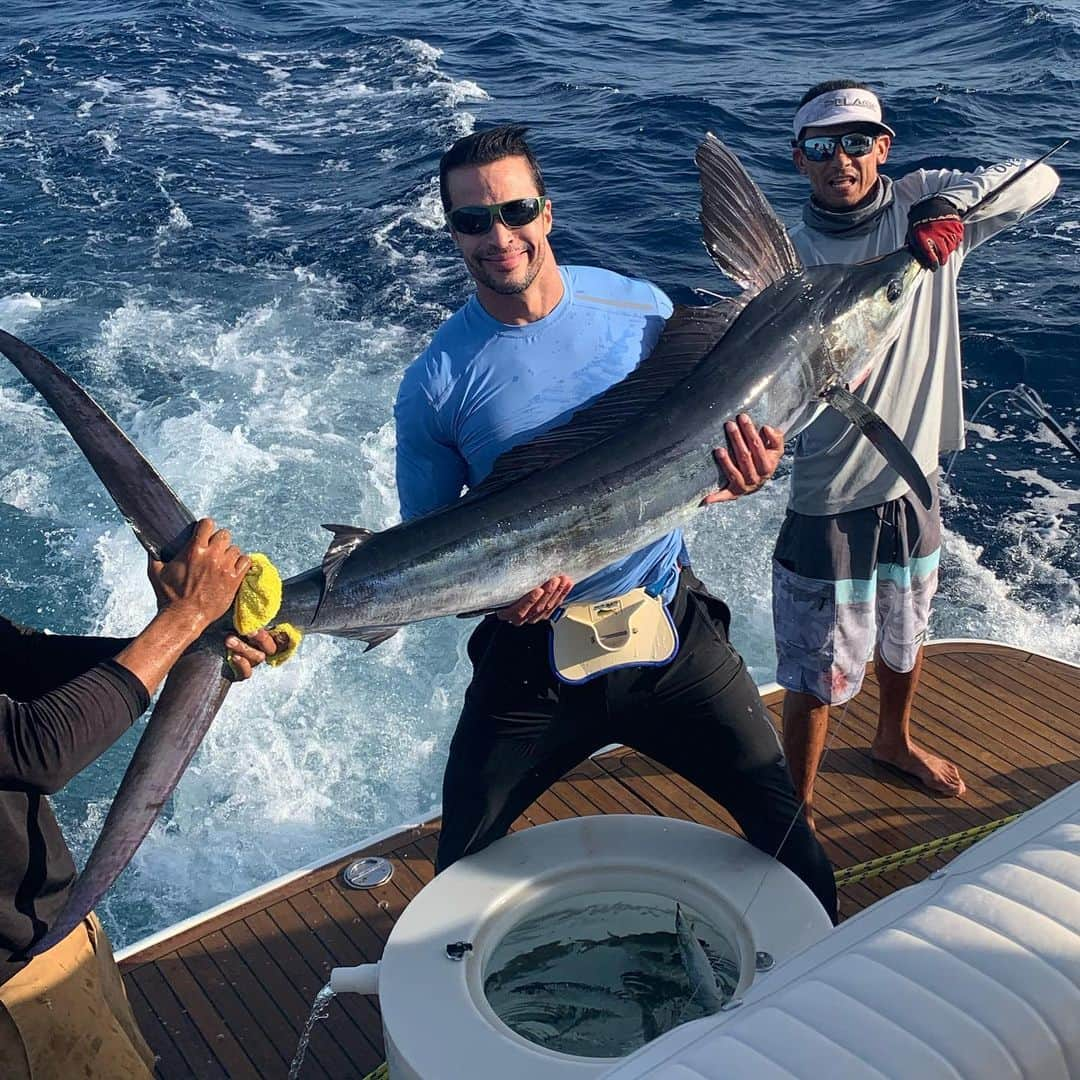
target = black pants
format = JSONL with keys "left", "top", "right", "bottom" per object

{"left": 437, "top": 569, "right": 838, "bottom": 923}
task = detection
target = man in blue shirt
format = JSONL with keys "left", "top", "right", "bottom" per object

{"left": 395, "top": 125, "right": 836, "bottom": 920}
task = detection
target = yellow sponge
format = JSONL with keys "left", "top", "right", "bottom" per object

{"left": 232, "top": 553, "right": 282, "bottom": 636}
{"left": 266, "top": 622, "right": 303, "bottom": 667}
{"left": 229, "top": 554, "right": 303, "bottom": 667}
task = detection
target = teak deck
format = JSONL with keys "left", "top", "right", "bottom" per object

{"left": 119, "top": 641, "right": 1080, "bottom": 1079}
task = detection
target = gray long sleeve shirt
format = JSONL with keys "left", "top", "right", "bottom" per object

{"left": 787, "top": 159, "right": 1059, "bottom": 516}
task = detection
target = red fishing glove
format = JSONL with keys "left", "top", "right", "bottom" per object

{"left": 906, "top": 195, "right": 964, "bottom": 270}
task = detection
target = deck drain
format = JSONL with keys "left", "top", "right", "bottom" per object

{"left": 341, "top": 856, "right": 394, "bottom": 890}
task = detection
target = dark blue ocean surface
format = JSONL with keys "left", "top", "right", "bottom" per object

{"left": 1, "top": 0, "right": 1077, "bottom": 944}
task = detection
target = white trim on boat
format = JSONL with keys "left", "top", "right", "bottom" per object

{"left": 924, "top": 636, "right": 1080, "bottom": 668}
{"left": 115, "top": 809, "right": 437, "bottom": 962}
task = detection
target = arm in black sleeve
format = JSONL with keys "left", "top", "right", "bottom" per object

{"left": 1, "top": 616, "right": 150, "bottom": 795}
{"left": 0, "top": 616, "right": 133, "bottom": 700}
{"left": 0, "top": 659, "right": 150, "bottom": 795}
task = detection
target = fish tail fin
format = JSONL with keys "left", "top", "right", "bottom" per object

{"left": 28, "top": 648, "right": 231, "bottom": 956}
{"left": 0, "top": 328, "right": 195, "bottom": 560}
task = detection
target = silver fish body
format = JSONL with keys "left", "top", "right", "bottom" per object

{"left": 284, "top": 251, "right": 923, "bottom": 636}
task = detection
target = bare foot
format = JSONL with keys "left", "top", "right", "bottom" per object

{"left": 870, "top": 741, "right": 966, "bottom": 797}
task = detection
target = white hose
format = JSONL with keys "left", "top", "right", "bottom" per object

{"left": 330, "top": 962, "right": 380, "bottom": 996}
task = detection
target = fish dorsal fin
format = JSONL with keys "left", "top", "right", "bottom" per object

{"left": 463, "top": 300, "right": 740, "bottom": 501}
{"left": 319, "top": 524, "right": 374, "bottom": 614}
{"left": 695, "top": 132, "right": 803, "bottom": 294}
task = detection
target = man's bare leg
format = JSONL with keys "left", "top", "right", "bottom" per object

{"left": 869, "top": 645, "right": 965, "bottom": 796}
{"left": 782, "top": 690, "right": 831, "bottom": 833}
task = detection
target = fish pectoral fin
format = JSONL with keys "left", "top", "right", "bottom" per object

{"left": 326, "top": 625, "right": 400, "bottom": 651}
{"left": 821, "top": 385, "right": 933, "bottom": 509}
{"left": 695, "top": 133, "right": 803, "bottom": 294}
{"left": 316, "top": 523, "right": 375, "bottom": 618}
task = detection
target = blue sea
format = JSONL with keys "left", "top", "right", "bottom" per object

{"left": 1, "top": 0, "right": 1077, "bottom": 947}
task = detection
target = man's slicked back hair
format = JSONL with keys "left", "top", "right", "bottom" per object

{"left": 439, "top": 124, "right": 546, "bottom": 211}
{"left": 798, "top": 79, "right": 878, "bottom": 110}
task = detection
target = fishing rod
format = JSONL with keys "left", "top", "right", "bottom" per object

{"left": 1009, "top": 382, "right": 1080, "bottom": 461}
{"left": 944, "top": 381, "right": 1080, "bottom": 491}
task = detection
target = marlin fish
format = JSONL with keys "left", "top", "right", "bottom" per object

{"left": 1, "top": 135, "right": 1058, "bottom": 954}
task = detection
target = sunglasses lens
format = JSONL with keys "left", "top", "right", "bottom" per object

{"left": 449, "top": 207, "right": 493, "bottom": 234}
{"left": 498, "top": 197, "right": 543, "bottom": 227}
{"left": 801, "top": 133, "right": 877, "bottom": 161}
{"left": 841, "top": 133, "right": 875, "bottom": 156}
{"left": 801, "top": 137, "right": 835, "bottom": 162}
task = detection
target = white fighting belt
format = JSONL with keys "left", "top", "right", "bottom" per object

{"left": 550, "top": 587, "right": 678, "bottom": 685}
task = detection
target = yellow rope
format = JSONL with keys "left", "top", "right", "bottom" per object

{"left": 834, "top": 812, "right": 1023, "bottom": 887}
{"left": 361, "top": 1065, "right": 389, "bottom": 1080}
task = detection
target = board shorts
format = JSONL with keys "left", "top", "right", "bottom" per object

{"left": 772, "top": 474, "right": 941, "bottom": 706}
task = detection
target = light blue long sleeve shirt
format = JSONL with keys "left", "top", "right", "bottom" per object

{"left": 394, "top": 264, "right": 684, "bottom": 604}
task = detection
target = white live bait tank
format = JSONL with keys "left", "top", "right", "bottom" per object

{"left": 330, "top": 814, "right": 832, "bottom": 1079}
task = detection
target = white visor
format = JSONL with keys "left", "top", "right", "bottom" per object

{"left": 793, "top": 88, "right": 895, "bottom": 141}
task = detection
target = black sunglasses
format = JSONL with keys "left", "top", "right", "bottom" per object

{"left": 797, "top": 132, "right": 879, "bottom": 163}
{"left": 446, "top": 196, "right": 547, "bottom": 236}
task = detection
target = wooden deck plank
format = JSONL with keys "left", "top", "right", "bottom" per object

{"left": 307, "top": 879, "right": 388, "bottom": 966}
{"left": 925, "top": 657, "right": 1080, "bottom": 761}
{"left": 325, "top": 869, "right": 406, "bottom": 947}
{"left": 951, "top": 653, "right": 1080, "bottom": 732}
{"left": 262, "top": 897, "right": 381, "bottom": 1064}
{"left": 129, "top": 963, "right": 228, "bottom": 1079}
{"left": 221, "top": 915, "right": 355, "bottom": 1078}
{"left": 920, "top": 666, "right": 1080, "bottom": 783}
{"left": 1021, "top": 652, "right": 1080, "bottom": 694}
{"left": 573, "top": 764, "right": 657, "bottom": 816}
{"left": 289, "top": 890, "right": 385, "bottom": 1019}
{"left": 953, "top": 652, "right": 1078, "bottom": 722}
{"left": 833, "top": 690, "right": 1021, "bottom": 823}
{"left": 845, "top": 674, "right": 1063, "bottom": 809}
{"left": 172, "top": 940, "right": 284, "bottom": 1079}
{"left": 125, "top": 974, "right": 191, "bottom": 1080}
{"left": 119, "top": 644, "right": 1079, "bottom": 1079}
{"left": 194, "top": 929, "right": 315, "bottom": 1076}
{"left": 154, "top": 950, "right": 261, "bottom": 1080}
{"left": 604, "top": 752, "right": 730, "bottom": 827}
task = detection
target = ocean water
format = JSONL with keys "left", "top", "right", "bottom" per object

{"left": 0, "top": 0, "right": 1076, "bottom": 947}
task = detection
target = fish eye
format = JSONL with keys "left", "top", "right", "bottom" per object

{"left": 887, "top": 279, "right": 903, "bottom": 303}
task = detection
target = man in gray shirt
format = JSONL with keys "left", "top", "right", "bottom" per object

{"left": 774, "top": 80, "right": 1059, "bottom": 829}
